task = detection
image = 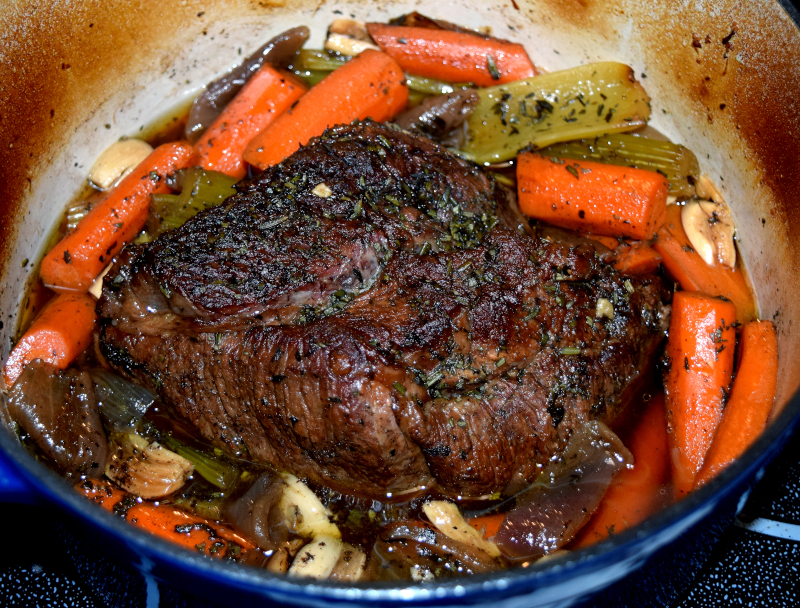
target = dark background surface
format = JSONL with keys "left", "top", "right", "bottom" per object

{"left": 2, "top": 0, "right": 800, "bottom": 606}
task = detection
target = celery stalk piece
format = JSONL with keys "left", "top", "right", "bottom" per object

{"left": 162, "top": 436, "right": 239, "bottom": 490}
{"left": 291, "top": 69, "right": 330, "bottom": 88}
{"left": 149, "top": 168, "right": 238, "bottom": 237}
{"left": 539, "top": 134, "right": 700, "bottom": 198}
{"left": 292, "top": 49, "right": 347, "bottom": 72}
{"left": 461, "top": 62, "right": 652, "bottom": 165}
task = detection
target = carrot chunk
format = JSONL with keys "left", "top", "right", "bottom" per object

{"left": 3, "top": 292, "right": 96, "bottom": 388}
{"left": 664, "top": 291, "right": 737, "bottom": 497}
{"left": 516, "top": 153, "right": 668, "bottom": 240}
{"left": 243, "top": 49, "right": 408, "bottom": 169}
{"left": 612, "top": 243, "right": 662, "bottom": 275}
{"left": 468, "top": 513, "right": 506, "bottom": 541}
{"left": 694, "top": 321, "right": 778, "bottom": 488}
{"left": 195, "top": 66, "right": 307, "bottom": 179}
{"left": 78, "top": 479, "right": 256, "bottom": 558}
{"left": 653, "top": 204, "right": 755, "bottom": 322}
{"left": 40, "top": 142, "right": 197, "bottom": 292}
{"left": 572, "top": 393, "right": 671, "bottom": 547}
{"left": 365, "top": 23, "right": 536, "bottom": 87}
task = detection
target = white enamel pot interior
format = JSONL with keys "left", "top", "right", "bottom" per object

{"left": 0, "top": 1, "right": 799, "bottom": 606}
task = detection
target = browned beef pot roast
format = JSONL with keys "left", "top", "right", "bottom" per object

{"left": 96, "top": 121, "right": 670, "bottom": 500}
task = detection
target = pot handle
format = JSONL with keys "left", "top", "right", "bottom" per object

{"left": 0, "top": 448, "right": 36, "bottom": 503}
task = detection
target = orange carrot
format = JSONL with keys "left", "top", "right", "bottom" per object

{"left": 40, "top": 142, "right": 197, "bottom": 292}
{"left": 517, "top": 153, "right": 668, "bottom": 241}
{"left": 195, "top": 66, "right": 307, "bottom": 179}
{"left": 78, "top": 479, "right": 256, "bottom": 558}
{"left": 694, "top": 321, "right": 778, "bottom": 488}
{"left": 584, "top": 234, "right": 621, "bottom": 251}
{"left": 664, "top": 291, "right": 737, "bottom": 497}
{"left": 243, "top": 49, "right": 408, "bottom": 169}
{"left": 653, "top": 204, "right": 755, "bottom": 322}
{"left": 572, "top": 393, "right": 671, "bottom": 548}
{"left": 3, "top": 292, "right": 96, "bottom": 388}
{"left": 366, "top": 23, "right": 536, "bottom": 87}
{"left": 612, "top": 243, "right": 662, "bottom": 275}
{"left": 468, "top": 513, "right": 506, "bottom": 540}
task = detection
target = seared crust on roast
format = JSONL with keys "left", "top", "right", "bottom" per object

{"left": 98, "top": 121, "right": 669, "bottom": 498}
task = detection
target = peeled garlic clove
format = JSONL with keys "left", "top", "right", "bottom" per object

{"left": 329, "top": 543, "right": 367, "bottom": 582}
{"left": 288, "top": 535, "right": 344, "bottom": 579}
{"left": 422, "top": 500, "right": 501, "bottom": 557}
{"left": 105, "top": 433, "right": 193, "bottom": 498}
{"left": 325, "top": 19, "right": 379, "bottom": 56}
{"left": 681, "top": 199, "right": 737, "bottom": 268}
{"left": 694, "top": 174, "right": 724, "bottom": 203}
{"left": 89, "top": 139, "right": 153, "bottom": 190}
{"left": 88, "top": 263, "right": 113, "bottom": 299}
{"left": 280, "top": 474, "right": 341, "bottom": 539}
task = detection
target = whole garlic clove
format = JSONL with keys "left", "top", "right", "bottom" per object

{"left": 105, "top": 433, "right": 194, "bottom": 498}
{"left": 681, "top": 199, "right": 737, "bottom": 269}
{"left": 325, "top": 20, "right": 379, "bottom": 56}
{"left": 89, "top": 139, "right": 153, "bottom": 190}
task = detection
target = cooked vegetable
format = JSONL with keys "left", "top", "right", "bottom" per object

{"left": 462, "top": 62, "right": 651, "bottom": 165}
{"left": 243, "top": 49, "right": 408, "bottom": 169}
{"left": 610, "top": 242, "right": 663, "bottom": 275}
{"left": 329, "top": 544, "right": 367, "bottom": 582}
{"left": 539, "top": 134, "right": 700, "bottom": 198}
{"left": 195, "top": 66, "right": 307, "bottom": 179}
{"left": 105, "top": 433, "right": 194, "bottom": 499}
{"left": 3, "top": 292, "right": 96, "bottom": 388}
{"left": 225, "top": 472, "right": 289, "bottom": 551}
{"left": 368, "top": 522, "right": 503, "bottom": 581}
{"left": 393, "top": 89, "right": 479, "bottom": 146}
{"left": 653, "top": 205, "right": 755, "bottom": 321}
{"left": 664, "top": 291, "right": 736, "bottom": 497}
{"left": 88, "top": 138, "right": 153, "bottom": 190}
{"left": 88, "top": 263, "right": 113, "bottom": 299}
{"left": 467, "top": 513, "right": 506, "bottom": 541}
{"left": 185, "top": 26, "right": 310, "bottom": 142}
{"left": 90, "top": 369, "right": 156, "bottom": 432}
{"left": 162, "top": 436, "right": 239, "bottom": 490}
{"left": 325, "top": 20, "right": 380, "bottom": 56}
{"left": 7, "top": 361, "right": 107, "bottom": 478}
{"left": 40, "top": 142, "right": 197, "bottom": 292}
{"left": 365, "top": 23, "right": 536, "bottom": 87}
{"left": 288, "top": 535, "right": 344, "bottom": 579}
{"left": 149, "top": 167, "right": 238, "bottom": 237}
{"left": 681, "top": 199, "right": 736, "bottom": 269}
{"left": 694, "top": 321, "right": 778, "bottom": 488}
{"left": 572, "top": 394, "right": 671, "bottom": 547}
{"left": 279, "top": 474, "right": 340, "bottom": 539}
{"left": 492, "top": 421, "right": 632, "bottom": 560}
{"left": 79, "top": 479, "right": 256, "bottom": 558}
{"left": 517, "top": 153, "right": 668, "bottom": 240}
{"left": 422, "top": 500, "right": 500, "bottom": 557}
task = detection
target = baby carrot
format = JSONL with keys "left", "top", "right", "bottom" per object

{"left": 195, "top": 66, "right": 307, "bottom": 179}
{"left": 78, "top": 479, "right": 256, "bottom": 558}
{"left": 3, "top": 292, "right": 96, "bottom": 388}
{"left": 40, "top": 142, "right": 197, "bottom": 292}
{"left": 468, "top": 513, "right": 506, "bottom": 540}
{"left": 243, "top": 49, "right": 408, "bottom": 169}
{"left": 694, "top": 321, "right": 778, "bottom": 488}
{"left": 653, "top": 204, "right": 755, "bottom": 322}
{"left": 612, "top": 243, "right": 663, "bottom": 275}
{"left": 365, "top": 23, "right": 537, "bottom": 87}
{"left": 664, "top": 291, "right": 737, "bottom": 497}
{"left": 572, "top": 393, "right": 671, "bottom": 547}
{"left": 517, "top": 153, "right": 668, "bottom": 241}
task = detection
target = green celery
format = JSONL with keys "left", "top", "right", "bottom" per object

{"left": 461, "top": 62, "right": 652, "bottom": 165}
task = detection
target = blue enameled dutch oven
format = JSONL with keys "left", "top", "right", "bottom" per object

{"left": 1, "top": 0, "right": 800, "bottom": 606}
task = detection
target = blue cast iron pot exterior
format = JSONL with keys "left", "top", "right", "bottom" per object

{"left": 1, "top": 1, "right": 799, "bottom": 606}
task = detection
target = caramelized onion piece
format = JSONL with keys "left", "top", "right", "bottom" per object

{"left": 105, "top": 433, "right": 193, "bottom": 498}
{"left": 368, "top": 522, "right": 503, "bottom": 581}
{"left": 8, "top": 361, "right": 107, "bottom": 478}
{"left": 185, "top": 26, "right": 310, "bottom": 142}
{"left": 394, "top": 90, "right": 479, "bottom": 146}
{"left": 225, "top": 472, "right": 289, "bottom": 552}
{"left": 494, "top": 421, "right": 633, "bottom": 561}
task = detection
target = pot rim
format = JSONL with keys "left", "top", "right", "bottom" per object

{"left": 1, "top": 1, "right": 800, "bottom": 602}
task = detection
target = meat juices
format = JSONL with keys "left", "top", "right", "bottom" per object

{"left": 97, "top": 121, "right": 669, "bottom": 499}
